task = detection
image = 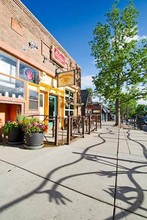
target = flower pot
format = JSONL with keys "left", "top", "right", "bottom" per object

{"left": 7, "top": 127, "right": 24, "bottom": 145}
{"left": 25, "top": 133, "right": 44, "bottom": 149}
{"left": 0, "top": 128, "right": 3, "bottom": 142}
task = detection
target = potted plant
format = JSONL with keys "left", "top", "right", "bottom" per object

{"left": 24, "top": 117, "right": 48, "bottom": 149}
{"left": 0, "top": 119, "right": 3, "bottom": 142}
{"left": 2, "top": 114, "right": 27, "bottom": 144}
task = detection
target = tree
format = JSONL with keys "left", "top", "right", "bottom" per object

{"left": 135, "top": 104, "right": 147, "bottom": 116}
{"left": 89, "top": 0, "right": 147, "bottom": 126}
{"left": 120, "top": 93, "right": 137, "bottom": 119}
{"left": 86, "top": 87, "right": 93, "bottom": 97}
{"left": 86, "top": 87, "right": 100, "bottom": 100}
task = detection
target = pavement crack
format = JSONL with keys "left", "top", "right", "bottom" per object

{"left": 112, "top": 128, "right": 120, "bottom": 220}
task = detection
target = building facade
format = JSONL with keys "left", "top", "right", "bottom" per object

{"left": 81, "top": 89, "right": 111, "bottom": 121}
{"left": 0, "top": 0, "right": 81, "bottom": 126}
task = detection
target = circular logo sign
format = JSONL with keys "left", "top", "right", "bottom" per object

{"left": 25, "top": 68, "right": 34, "bottom": 81}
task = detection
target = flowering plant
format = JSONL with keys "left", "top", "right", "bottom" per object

{"left": 3, "top": 121, "right": 19, "bottom": 135}
{"left": 24, "top": 118, "right": 48, "bottom": 135}
{"left": 2, "top": 115, "right": 27, "bottom": 135}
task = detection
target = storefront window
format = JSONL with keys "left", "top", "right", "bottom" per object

{"left": 65, "top": 89, "right": 74, "bottom": 116}
{"left": 19, "top": 63, "right": 39, "bottom": 84}
{"left": 0, "top": 74, "right": 24, "bottom": 98}
{"left": 40, "top": 94, "right": 43, "bottom": 107}
{"left": 0, "top": 52, "right": 17, "bottom": 77}
{"left": 29, "top": 90, "right": 38, "bottom": 110}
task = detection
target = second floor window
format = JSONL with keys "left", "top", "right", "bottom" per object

{"left": 0, "top": 53, "right": 17, "bottom": 77}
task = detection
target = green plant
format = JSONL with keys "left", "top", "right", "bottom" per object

{"left": 15, "top": 114, "right": 28, "bottom": 125}
{"left": 24, "top": 117, "right": 48, "bottom": 135}
{"left": 3, "top": 121, "right": 21, "bottom": 135}
{"left": 2, "top": 114, "right": 28, "bottom": 135}
{"left": 0, "top": 119, "right": 3, "bottom": 129}
{"left": 89, "top": 1, "right": 147, "bottom": 126}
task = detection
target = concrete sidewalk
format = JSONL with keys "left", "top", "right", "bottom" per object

{"left": 0, "top": 122, "right": 147, "bottom": 220}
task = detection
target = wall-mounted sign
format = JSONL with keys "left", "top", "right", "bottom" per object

{"left": 41, "top": 42, "right": 50, "bottom": 59}
{"left": 57, "top": 70, "right": 75, "bottom": 87}
{"left": 24, "top": 68, "right": 34, "bottom": 81}
{"left": 93, "top": 110, "right": 101, "bottom": 113}
{"left": 20, "top": 64, "right": 39, "bottom": 84}
{"left": 40, "top": 72, "right": 46, "bottom": 82}
{"left": 11, "top": 18, "right": 23, "bottom": 36}
{"left": 51, "top": 45, "right": 65, "bottom": 67}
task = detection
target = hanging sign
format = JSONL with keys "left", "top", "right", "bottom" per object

{"left": 51, "top": 45, "right": 65, "bottom": 67}
{"left": 57, "top": 70, "right": 75, "bottom": 87}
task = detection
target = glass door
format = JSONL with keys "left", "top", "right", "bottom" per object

{"left": 49, "top": 95, "right": 57, "bottom": 129}
{"left": 65, "top": 89, "right": 74, "bottom": 116}
{"left": 39, "top": 93, "right": 45, "bottom": 122}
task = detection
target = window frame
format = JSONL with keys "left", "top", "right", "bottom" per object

{"left": 65, "top": 89, "right": 75, "bottom": 117}
{"left": 28, "top": 86, "right": 39, "bottom": 110}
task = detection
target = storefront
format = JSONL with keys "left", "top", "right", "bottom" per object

{"left": 0, "top": 0, "right": 81, "bottom": 126}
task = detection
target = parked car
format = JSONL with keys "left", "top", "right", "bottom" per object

{"left": 141, "top": 116, "right": 147, "bottom": 125}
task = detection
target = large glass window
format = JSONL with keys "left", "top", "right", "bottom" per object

{"left": 0, "top": 74, "right": 24, "bottom": 98}
{"left": 65, "top": 89, "right": 74, "bottom": 116}
{"left": 40, "top": 94, "right": 43, "bottom": 107}
{"left": 19, "top": 63, "right": 39, "bottom": 84}
{"left": 0, "top": 53, "right": 17, "bottom": 77}
{"left": 29, "top": 90, "right": 38, "bottom": 110}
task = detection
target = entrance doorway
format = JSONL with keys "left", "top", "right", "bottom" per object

{"left": 49, "top": 95, "right": 57, "bottom": 117}
{"left": 39, "top": 93, "right": 45, "bottom": 121}
{"left": 49, "top": 95, "right": 57, "bottom": 130}
{"left": 0, "top": 103, "right": 21, "bottom": 125}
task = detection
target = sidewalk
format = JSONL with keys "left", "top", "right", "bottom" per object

{"left": 0, "top": 122, "right": 147, "bottom": 220}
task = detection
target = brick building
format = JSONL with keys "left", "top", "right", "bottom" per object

{"left": 0, "top": 0, "right": 81, "bottom": 126}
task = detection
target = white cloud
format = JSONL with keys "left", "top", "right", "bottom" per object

{"left": 138, "top": 35, "right": 147, "bottom": 40}
{"left": 111, "top": 34, "right": 147, "bottom": 49}
{"left": 81, "top": 75, "right": 94, "bottom": 89}
{"left": 124, "top": 34, "right": 147, "bottom": 43}
{"left": 91, "top": 59, "right": 96, "bottom": 65}
{"left": 137, "top": 99, "right": 147, "bottom": 105}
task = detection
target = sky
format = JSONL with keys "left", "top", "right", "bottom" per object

{"left": 21, "top": 0, "right": 147, "bottom": 104}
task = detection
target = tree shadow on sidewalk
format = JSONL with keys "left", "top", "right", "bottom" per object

{"left": 1, "top": 126, "right": 146, "bottom": 219}
{"left": 126, "top": 129, "right": 147, "bottom": 160}
{"left": 0, "top": 129, "right": 110, "bottom": 212}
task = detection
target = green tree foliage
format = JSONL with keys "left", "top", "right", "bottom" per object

{"left": 121, "top": 95, "right": 137, "bottom": 118}
{"left": 86, "top": 88, "right": 93, "bottom": 96}
{"left": 86, "top": 87, "right": 100, "bottom": 99}
{"left": 135, "top": 104, "right": 147, "bottom": 116}
{"left": 86, "top": 87, "right": 93, "bottom": 103}
{"left": 89, "top": 0, "right": 147, "bottom": 125}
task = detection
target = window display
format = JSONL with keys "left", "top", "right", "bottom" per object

{"left": 65, "top": 89, "right": 74, "bottom": 116}
{"left": 19, "top": 63, "right": 39, "bottom": 84}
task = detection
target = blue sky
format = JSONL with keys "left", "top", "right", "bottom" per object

{"left": 21, "top": 0, "right": 147, "bottom": 92}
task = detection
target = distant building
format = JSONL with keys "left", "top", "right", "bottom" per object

{"left": 81, "top": 89, "right": 111, "bottom": 121}
{"left": 81, "top": 89, "right": 92, "bottom": 115}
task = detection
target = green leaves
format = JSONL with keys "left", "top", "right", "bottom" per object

{"left": 89, "top": 0, "right": 147, "bottom": 125}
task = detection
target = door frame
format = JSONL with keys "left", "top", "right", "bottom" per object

{"left": 49, "top": 95, "right": 57, "bottom": 117}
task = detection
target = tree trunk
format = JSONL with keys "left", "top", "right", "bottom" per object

{"left": 115, "top": 98, "right": 121, "bottom": 126}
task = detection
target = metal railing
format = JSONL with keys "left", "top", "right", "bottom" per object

{"left": 28, "top": 114, "right": 102, "bottom": 146}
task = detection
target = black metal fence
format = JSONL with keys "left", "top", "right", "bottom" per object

{"left": 122, "top": 116, "right": 146, "bottom": 130}
{"left": 28, "top": 114, "right": 101, "bottom": 146}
